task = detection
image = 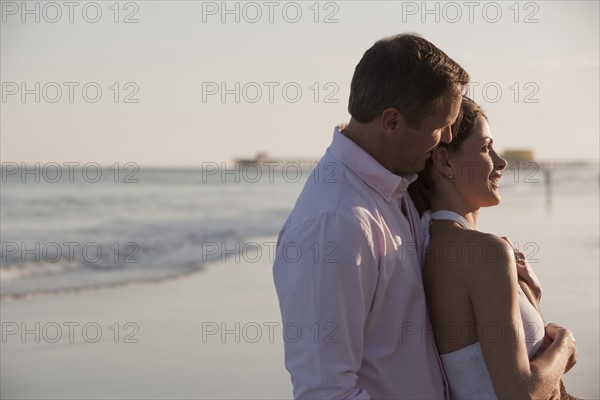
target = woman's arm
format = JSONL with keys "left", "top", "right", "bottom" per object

{"left": 516, "top": 255, "right": 578, "bottom": 375}
{"left": 518, "top": 264, "right": 577, "bottom": 400}
{"left": 466, "top": 234, "right": 576, "bottom": 399}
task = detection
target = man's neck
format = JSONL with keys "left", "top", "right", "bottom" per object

{"left": 342, "top": 118, "right": 393, "bottom": 172}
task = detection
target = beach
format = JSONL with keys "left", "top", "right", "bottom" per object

{"left": 2, "top": 0, "right": 599, "bottom": 396}
{"left": 1, "top": 235, "right": 293, "bottom": 399}
{"left": 2, "top": 231, "right": 599, "bottom": 398}
{"left": 1, "top": 167, "right": 599, "bottom": 399}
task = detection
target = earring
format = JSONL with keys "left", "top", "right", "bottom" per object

{"left": 448, "top": 173, "right": 453, "bottom": 179}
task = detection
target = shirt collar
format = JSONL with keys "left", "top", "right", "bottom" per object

{"left": 328, "top": 124, "right": 417, "bottom": 203}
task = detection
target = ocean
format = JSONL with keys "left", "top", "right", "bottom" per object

{"left": 1, "top": 162, "right": 598, "bottom": 301}
{"left": 1, "top": 162, "right": 599, "bottom": 397}
{"left": 0, "top": 165, "right": 306, "bottom": 299}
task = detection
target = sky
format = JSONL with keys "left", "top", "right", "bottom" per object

{"left": 1, "top": 0, "right": 599, "bottom": 167}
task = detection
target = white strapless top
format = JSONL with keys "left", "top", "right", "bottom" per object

{"left": 422, "top": 210, "right": 545, "bottom": 400}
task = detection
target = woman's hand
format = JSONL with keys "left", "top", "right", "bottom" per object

{"left": 501, "top": 236, "right": 542, "bottom": 303}
{"left": 545, "top": 323, "right": 578, "bottom": 373}
{"left": 548, "top": 383, "right": 561, "bottom": 400}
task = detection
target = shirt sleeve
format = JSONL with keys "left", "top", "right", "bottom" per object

{"left": 273, "top": 212, "right": 378, "bottom": 399}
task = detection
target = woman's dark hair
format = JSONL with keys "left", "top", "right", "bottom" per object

{"left": 408, "top": 96, "right": 487, "bottom": 215}
{"left": 348, "top": 33, "right": 469, "bottom": 128}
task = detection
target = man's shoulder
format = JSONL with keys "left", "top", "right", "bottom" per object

{"left": 285, "top": 162, "right": 382, "bottom": 232}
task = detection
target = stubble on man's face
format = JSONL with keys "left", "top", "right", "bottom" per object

{"left": 393, "top": 96, "right": 462, "bottom": 176}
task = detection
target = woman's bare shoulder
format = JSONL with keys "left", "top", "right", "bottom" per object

{"left": 426, "top": 227, "right": 515, "bottom": 287}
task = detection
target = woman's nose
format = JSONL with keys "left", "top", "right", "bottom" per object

{"left": 493, "top": 150, "right": 508, "bottom": 171}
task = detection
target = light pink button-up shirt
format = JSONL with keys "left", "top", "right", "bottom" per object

{"left": 273, "top": 126, "right": 447, "bottom": 399}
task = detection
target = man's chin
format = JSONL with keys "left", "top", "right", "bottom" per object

{"left": 394, "top": 156, "right": 431, "bottom": 176}
{"left": 396, "top": 165, "right": 422, "bottom": 177}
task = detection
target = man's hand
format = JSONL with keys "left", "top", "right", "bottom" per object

{"left": 501, "top": 236, "right": 542, "bottom": 303}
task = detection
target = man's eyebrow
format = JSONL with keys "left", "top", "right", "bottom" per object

{"left": 479, "top": 137, "right": 494, "bottom": 143}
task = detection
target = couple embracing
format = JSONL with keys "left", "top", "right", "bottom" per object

{"left": 273, "top": 34, "right": 577, "bottom": 399}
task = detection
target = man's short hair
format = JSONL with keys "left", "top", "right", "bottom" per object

{"left": 348, "top": 33, "right": 469, "bottom": 128}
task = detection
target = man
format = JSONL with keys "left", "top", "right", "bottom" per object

{"left": 273, "top": 33, "right": 468, "bottom": 399}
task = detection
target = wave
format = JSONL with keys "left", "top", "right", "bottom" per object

{"left": 2, "top": 165, "right": 596, "bottom": 301}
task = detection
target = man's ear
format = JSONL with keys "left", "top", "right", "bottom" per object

{"left": 380, "top": 108, "right": 407, "bottom": 138}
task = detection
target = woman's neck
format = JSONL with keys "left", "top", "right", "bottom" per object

{"left": 430, "top": 196, "right": 479, "bottom": 230}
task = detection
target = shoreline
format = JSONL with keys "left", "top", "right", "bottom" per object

{"left": 1, "top": 239, "right": 293, "bottom": 399}
{"left": 1, "top": 234, "right": 598, "bottom": 398}
{"left": 0, "top": 266, "right": 205, "bottom": 303}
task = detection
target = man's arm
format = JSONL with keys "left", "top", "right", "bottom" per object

{"left": 273, "top": 213, "right": 377, "bottom": 399}
{"left": 502, "top": 236, "right": 542, "bottom": 303}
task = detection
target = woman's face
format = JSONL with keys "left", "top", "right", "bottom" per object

{"left": 448, "top": 116, "right": 508, "bottom": 209}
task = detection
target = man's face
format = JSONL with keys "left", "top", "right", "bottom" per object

{"left": 393, "top": 95, "right": 462, "bottom": 175}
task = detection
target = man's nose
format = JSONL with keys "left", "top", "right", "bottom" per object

{"left": 440, "top": 126, "right": 452, "bottom": 144}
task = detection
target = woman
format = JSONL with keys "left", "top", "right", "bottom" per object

{"left": 409, "top": 96, "right": 578, "bottom": 399}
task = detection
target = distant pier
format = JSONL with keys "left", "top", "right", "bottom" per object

{"left": 501, "top": 149, "right": 599, "bottom": 171}
{"left": 234, "top": 152, "right": 319, "bottom": 170}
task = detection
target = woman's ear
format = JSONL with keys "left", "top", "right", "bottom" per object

{"left": 431, "top": 147, "right": 455, "bottom": 180}
{"left": 431, "top": 147, "right": 449, "bottom": 170}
